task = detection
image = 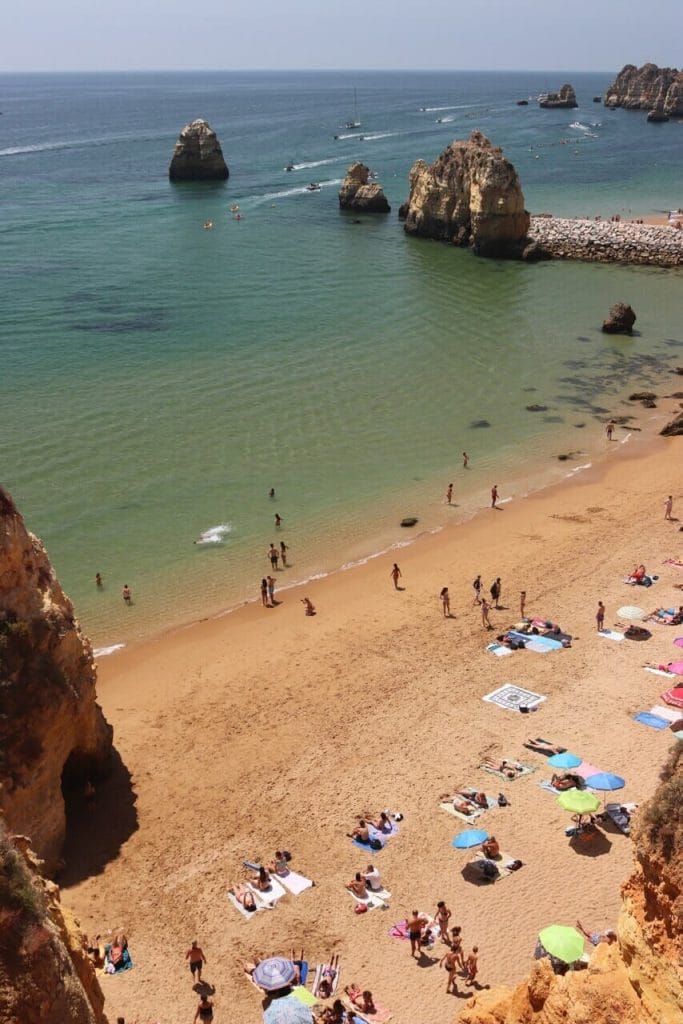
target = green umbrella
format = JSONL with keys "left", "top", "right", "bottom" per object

{"left": 556, "top": 790, "right": 601, "bottom": 814}
{"left": 538, "top": 925, "right": 584, "bottom": 963}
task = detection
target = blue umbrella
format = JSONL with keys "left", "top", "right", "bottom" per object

{"left": 452, "top": 829, "right": 489, "bottom": 849}
{"left": 548, "top": 751, "right": 582, "bottom": 769}
{"left": 252, "top": 956, "right": 297, "bottom": 991}
{"left": 585, "top": 772, "right": 625, "bottom": 791}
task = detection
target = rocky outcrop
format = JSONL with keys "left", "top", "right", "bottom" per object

{"left": 0, "top": 488, "right": 113, "bottom": 875}
{"left": 0, "top": 830, "right": 108, "bottom": 1024}
{"left": 661, "top": 411, "right": 683, "bottom": 436}
{"left": 647, "top": 104, "right": 670, "bottom": 123}
{"left": 602, "top": 302, "right": 636, "bottom": 334}
{"left": 339, "top": 163, "right": 390, "bottom": 212}
{"left": 399, "top": 131, "right": 530, "bottom": 257}
{"left": 458, "top": 745, "right": 683, "bottom": 1024}
{"left": 527, "top": 216, "right": 683, "bottom": 268}
{"left": 605, "top": 64, "right": 683, "bottom": 116}
{"left": 168, "top": 119, "right": 229, "bottom": 181}
{"left": 539, "top": 84, "right": 578, "bottom": 109}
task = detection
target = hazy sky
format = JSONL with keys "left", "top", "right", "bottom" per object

{"left": 3, "top": 0, "right": 681, "bottom": 73}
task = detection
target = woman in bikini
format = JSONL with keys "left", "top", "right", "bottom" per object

{"left": 458, "top": 789, "right": 488, "bottom": 808}
{"left": 229, "top": 883, "right": 258, "bottom": 912}
{"left": 366, "top": 811, "right": 393, "bottom": 834}
{"left": 194, "top": 995, "right": 214, "bottom": 1022}
{"left": 260, "top": 578, "right": 269, "bottom": 607}
{"left": 483, "top": 757, "right": 522, "bottom": 779}
{"left": 345, "top": 986, "right": 377, "bottom": 1014}
{"left": 269, "top": 851, "right": 289, "bottom": 875}
{"left": 250, "top": 866, "right": 272, "bottom": 891}
{"left": 450, "top": 925, "right": 465, "bottom": 968}
{"left": 440, "top": 587, "right": 451, "bottom": 616}
{"left": 434, "top": 901, "right": 452, "bottom": 940}
{"left": 346, "top": 872, "right": 368, "bottom": 898}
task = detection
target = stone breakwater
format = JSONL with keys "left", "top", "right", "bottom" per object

{"left": 528, "top": 216, "right": 683, "bottom": 267}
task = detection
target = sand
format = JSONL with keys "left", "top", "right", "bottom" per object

{"left": 62, "top": 415, "right": 683, "bottom": 1024}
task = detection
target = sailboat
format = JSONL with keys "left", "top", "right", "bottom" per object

{"left": 344, "top": 88, "right": 361, "bottom": 130}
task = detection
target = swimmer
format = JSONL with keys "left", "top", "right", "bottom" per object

{"left": 122, "top": 585, "right": 132, "bottom": 605}
{"left": 95, "top": 572, "right": 103, "bottom": 587}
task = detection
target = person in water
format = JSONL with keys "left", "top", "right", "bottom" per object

{"left": 122, "top": 584, "right": 132, "bottom": 604}
{"left": 95, "top": 572, "right": 103, "bottom": 587}
{"left": 280, "top": 540, "right": 288, "bottom": 566}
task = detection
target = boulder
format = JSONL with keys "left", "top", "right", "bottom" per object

{"left": 338, "top": 163, "right": 390, "bottom": 213}
{"left": 629, "top": 392, "right": 656, "bottom": 401}
{"left": 169, "top": 119, "right": 229, "bottom": 181}
{"left": 470, "top": 419, "right": 491, "bottom": 429}
{"left": 661, "top": 412, "right": 683, "bottom": 436}
{"left": 647, "top": 105, "right": 670, "bottom": 123}
{"left": 602, "top": 303, "right": 636, "bottom": 334}
{"left": 526, "top": 404, "right": 548, "bottom": 412}
{"left": 605, "top": 64, "right": 682, "bottom": 115}
{"left": 539, "top": 84, "right": 578, "bottom": 109}
{"left": 400, "top": 517, "right": 418, "bottom": 527}
{"left": 400, "top": 131, "right": 529, "bottom": 257}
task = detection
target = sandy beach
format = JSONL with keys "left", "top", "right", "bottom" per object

{"left": 62, "top": 412, "right": 683, "bottom": 1024}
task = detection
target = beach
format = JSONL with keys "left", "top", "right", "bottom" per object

{"left": 62, "top": 412, "right": 682, "bottom": 1024}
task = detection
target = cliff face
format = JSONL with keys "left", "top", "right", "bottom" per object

{"left": 605, "top": 64, "right": 683, "bottom": 115}
{"left": 0, "top": 831, "right": 108, "bottom": 1024}
{"left": 539, "top": 84, "right": 578, "bottom": 109}
{"left": 399, "top": 131, "right": 529, "bottom": 257}
{"left": 458, "top": 745, "right": 683, "bottom": 1024}
{"left": 0, "top": 487, "right": 112, "bottom": 875}
{"left": 338, "top": 162, "right": 390, "bottom": 212}
{"left": 169, "top": 118, "right": 230, "bottom": 181}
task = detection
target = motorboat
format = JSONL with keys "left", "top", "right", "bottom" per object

{"left": 305, "top": 183, "right": 321, "bottom": 192}
{"left": 285, "top": 162, "right": 295, "bottom": 172}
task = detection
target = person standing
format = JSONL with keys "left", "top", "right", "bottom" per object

{"left": 490, "top": 577, "right": 501, "bottom": 609}
{"left": 390, "top": 563, "right": 402, "bottom": 590}
{"left": 440, "top": 587, "right": 451, "bottom": 617}
{"left": 465, "top": 946, "right": 479, "bottom": 985}
{"left": 275, "top": 513, "right": 283, "bottom": 529}
{"left": 122, "top": 584, "right": 132, "bottom": 605}
{"left": 280, "top": 540, "right": 289, "bottom": 566}
{"left": 463, "top": 452, "right": 469, "bottom": 468}
{"left": 95, "top": 573, "right": 103, "bottom": 587}
{"left": 186, "top": 940, "right": 207, "bottom": 985}
{"left": 406, "top": 910, "right": 428, "bottom": 959}
{"left": 446, "top": 483, "right": 453, "bottom": 505}
{"left": 267, "top": 575, "right": 276, "bottom": 606}
{"left": 434, "top": 901, "right": 452, "bottom": 940}
{"left": 491, "top": 484, "right": 498, "bottom": 508}
{"left": 268, "top": 543, "right": 279, "bottom": 570}
{"left": 520, "top": 591, "right": 527, "bottom": 618}
{"left": 606, "top": 420, "right": 615, "bottom": 441}
{"left": 596, "top": 601, "right": 605, "bottom": 632}
{"left": 260, "top": 579, "right": 270, "bottom": 607}
{"left": 481, "top": 598, "right": 492, "bottom": 629}
{"left": 440, "top": 947, "right": 461, "bottom": 994}
{"left": 665, "top": 495, "right": 674, "bottom": 521}
{"left": 269, "top": 488, "right": 275, "bottom": 499}
{"left": 194, "top": 993, "right": 214, "bottom": 1022}
{"left": 472, "top": 574, "right": 482, "bottom": 605}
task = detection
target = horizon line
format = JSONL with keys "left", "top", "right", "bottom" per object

{"left": 0, "top": 67, "right": 620, "bottom": 75}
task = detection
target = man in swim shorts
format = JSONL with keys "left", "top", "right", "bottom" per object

{"left": 185, "top": 940, "right": 207, "bottom": 984}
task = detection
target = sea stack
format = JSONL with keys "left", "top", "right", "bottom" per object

{"left": 602, "top": 302, "right": 636, "bottom": 334}
{"left": 539, "top": 84, "right": 578, "bottom": 108}
{"left": 605, "top": 63, "right": 683, "bottom": 116}
{"left": 338, "top": 162, "right": 390, "bottom": 213}
{"left": 399, "top": 130, "right": 529, "bottom": 257}
{"left": 169, "top": 119, "right": 229, "bottom": 181}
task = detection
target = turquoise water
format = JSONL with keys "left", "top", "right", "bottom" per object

{"left": 2, "top": 71, "right": 682, "bottom": 645}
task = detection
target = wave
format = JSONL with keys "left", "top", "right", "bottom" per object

{"left": 93, "top": 643, "right": 126, "bottom": 658}
{"left": 195, "top": 523, "right": 232, "bottom": 545}
{"left": 361, "top": 132, "right": 398, "bottom": 141}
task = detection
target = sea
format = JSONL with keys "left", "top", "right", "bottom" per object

{"left": 2, "top": 70, "right": 682, "bottom": 648}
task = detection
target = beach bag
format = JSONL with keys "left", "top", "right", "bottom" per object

{"left": 369, "top": 838, "right": 382, "bottom": 850}
{"left": 354, "top": 903, "right": 368, "bottom": 914}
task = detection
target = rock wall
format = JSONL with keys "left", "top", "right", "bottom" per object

{"left": 338, "top": 162, "right": 390, "bottom": 212}
{"left": 0, "top": 831, "right": 108, "bottom": 1024}
{"left": 0, "top": 487, "right": 113, "bottom": 875}
{"left": 527, "top": 215, "right": 683, "bottom": 267}
{"left": 399, "top": 131, "right": 530, "bottom": 257}
{"left": 458, "top": 745, "right": 683, "bottom": 1024}
{"left": 605, "top": 64, "right": 683, "bottom": 116}
{"left": 168, "top": 119, "right": 229, "bottom": 181}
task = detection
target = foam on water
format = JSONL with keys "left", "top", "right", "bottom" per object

{"left": 195, "top": 523, "right": 233, "bottom": 545}
{"left": 93, "top": 643, "right": 126, "bottom": 658}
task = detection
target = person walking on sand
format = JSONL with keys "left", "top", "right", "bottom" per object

{"left": 268, "top": 543, "right": 279, "bottom": 570}
{"left": 446, "top": 483, "right": 453, "bottom": 505}
{"left": 186, "top": 940, "right": 207, "bottom": 985}
{"left": 260, "top": 578, "right": 270, "bottom": 607}
{"left": 194, "top": 993, "right": 214, "bottom": 1022}
{"left": 472, "top": 575, "right": 482, "bottom": 605}
{"left": 491, "top": 484, "right": 498, "bottom": 508}
{"left": 122, "top": 584, "right": 132, "bottom": 605}
{"left": 390, "top": 563, "right": 402, "bottom": 590}
{"left": 463, "top": 452, "right": 469, "bottom": 468}
{"left": 267, "top": 575, "right": 276, "bottom": 605}
{"left": 596, "top": 600, "right": 605, "bottom": 632}
{"left": 280, "top": 540, "right": 289, "bottom": 566}
{"left": 481, "top": 598, "right": 492, "bottom": 629}
{"left": 406, "top": 910, "right": 428, "bottom": 959}
{"left": 440, "top": 587, "right": 451, "bottom": 617}
{"left": 440, "top": 947, "right": 461, "bottom": 994}
{"left": 520, "top": 590, "right": 527, "bottom": 617}
{"left": 606, "top": 420, "right": 615, "bottom": 441}
{"left": 465, "top": 947, "right": 479, "bottom": 985}
{"left": 275, "top": 512, "right": 282, "bottom": 529}
{"left": 665, "top": 495, "right": 674, "bottom": 521}
{"left": 434, "top": 901, "right": 452, "bottom": 940}
{"left": 490, "top": 577, "right": 501, "bottom": 609}
{"left": 450, "top": 925, "right": 465, "bottom": 968}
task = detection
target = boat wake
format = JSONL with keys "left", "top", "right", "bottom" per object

{"left": 195, "top": 523, "right": 233, "bottom": 545}
{"left": 421, "top": 104, "right": 474, "bottom": 112}
{"left": 258, "top": 179, "right": 342, "bottom": 201}
{"left": 362, "top": 132, "right": 398, "bottom": 141}
{"left": 569, "top": 121, "right": 598, "bottom": 136}
{"left": 290, "top": 157, "right": 340, "bottom": 170}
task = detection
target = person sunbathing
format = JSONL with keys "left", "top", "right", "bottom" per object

{"left": 458, "top": 789, "right": 488, "bottom": 808}
{"left": 229, "top": 883, "right": 258, "bottom": 912}
{"left": 551, "top": 773, "right": 578, "bottom": 791}
{"left": 345, "top": 984, "right": 377, "bottom": 1014}
{"left": 481, "top": 835, "right": 500, "bottom": 858}
{"left": 321, "top": 999, "right": 347, "bottom": 1024}
{"left": 316, "top": 955, "right": 340, "bottom": 998}
{"left": 365, "top": 811, "right": 394, "bottom": 833}
{"left": 347, "top": 820, "right": 370, "bottom": 843}
{"left": 346, "top": 872, "right": 368, "bottom": 898}
{"left": 482, "top": 757, "right": 523, "bottom": 779}
{"left": 524, "top": 737, "right": 567, "bottom": 755}
{"left": 446, "top": 795, "right": 478, "bottom": 815}
{"left": 629, "top": 565, "right": 646, "bottom": 582}
{"left": 646, "top": 606, "right": 683, "bottom": 624}
{"left": 250, "top": 866, "right": 272, "bottom": 891}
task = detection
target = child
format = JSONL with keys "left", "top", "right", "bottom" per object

{"left": 465, "top": 946, "right": 479, "bottom": 984}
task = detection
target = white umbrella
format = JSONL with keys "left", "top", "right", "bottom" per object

{"left": 617, "top": 606, "right": 646, "bottom": 621}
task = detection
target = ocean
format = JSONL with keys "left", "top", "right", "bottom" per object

{"left": 1, "top": 70, "right": 682, "bottom": 647}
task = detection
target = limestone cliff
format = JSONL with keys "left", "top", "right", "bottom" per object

{"left": 605, "top": 64, "right": 683, "bottom": 116}
{"left": 0, "top": 830, "right": 108, "bottom": 1024}
{"left": 458, "top": 745, "right": 683, "bottom": 1024}
{"left": 168, "top": 118, "right": 229, "bottom": 181}
{"left": 539, "top": 84, "right": 578, "bottom": 109}
{"left": 0, "top": 487, "right": 112, "bottom": 876}
{"left": 399, "top": 131, "right": 529, "bottom": 257}
{"left": 338, "top": 162, "right": 390, "bottom": 213}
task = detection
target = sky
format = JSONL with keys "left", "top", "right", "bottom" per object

{"left": 2, "top": 0, "right": 681, "bottom": 73}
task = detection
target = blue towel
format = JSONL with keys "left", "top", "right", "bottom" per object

{"left": 352, "top": 837, "right": 384, "bottom": 852}
{"left": 633, "top": 712, "right": 669, "bottom": 730}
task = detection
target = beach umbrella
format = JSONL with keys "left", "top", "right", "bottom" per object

{"left": 662, "top": 687, "right": 683, "bottom": 709}
{"left": 673, "top": 637, "right": 683, "bottom": 649}
{"left": 556, "top": 790, "right": 601, "bottom": 814}
{"left": 548, "top": 751, "right": 582, "bottom": 769}
{"left": 586, "top": 772, "right": 625, "bottom": 793}
{"left": 665, "top": 661, "right": 683, "bottom": 675}
{"left": 538, "top": 925, "right": 584, "bottom": 964}
{"left": 617, "top": 605, "right": 646, "bottom": 621}
{"left": 451, "top": 828, "right": 489, "bottom": 849}
{"left": 252, "top": 957, "right": 297, "bottom": 991}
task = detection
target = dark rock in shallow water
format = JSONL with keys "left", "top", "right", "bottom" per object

{"left": 470, "top": 419, "right": 491, "bottom": 429}
{"left": 629, "top": 391, "right": 657, "bottom": 401}
{"left": 574, "top": 423, "right": 586, "bottom": 428}
{"left": 400, "top": 517, "right": 419, "bottom": 527}
{"left": 526, "top": 404, "right": 548, "bottom": 412}
{"left": 169, "top": 119, "right": 229, "bottom": 181}
{"left": 521, "top": 240, "right": 552, "bottom": 262}
{"left": 602, "top": 302, "right": 636, "bottom": 334}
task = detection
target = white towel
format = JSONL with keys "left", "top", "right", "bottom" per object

{"left": 599, "top": 629, "right": 624, "bottom": 642}
{"left": 278, "top": 870, "right": 314, "bottom": 895}
{"left": 227, "top": 892, "right": 262, "bottom": 918}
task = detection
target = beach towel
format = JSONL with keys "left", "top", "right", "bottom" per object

{"left": 277, "top": 870, "right": 314, "bottom": 895}
{"left": 633, "top": 711, "right": 669, "bottom": 729}
{"left": 293, "top": 959, "right": 309, "bottom": 986}
{"left": 539, "top": 779, "right": 575, "bottom": 795}
{"left": 473, "top": 851, "right": 516, "bottom": 880}
{"left": 650, "top": 704, "right": 682, "bottom": 723}
{"left": 599, "top": 629, "right": 625, "bottom": 642}
{"left": 624, "top": 575, "right": 657, "bottom": 587}
{"left": 482, "top": 684, "right": 546, "bottom": 712}
{"left": 645, "top": 667, "right": 677, "bottom": 678}
{"left": 480, "top": 760, "right": 536, "bottom": 781}
{"left": 313, "top": 962, "right": 341, "bottom": 998}
{"left": 388, "top": 921, "right": 410, "bottom": 940}
{"left": 247, "top": 877, "right": 287, "bottom": 906}
{"left": 508, "top": 630, "right": 563, "bottom": 653}
{"left": 292, "top": 985, "right": 317, "bottom": 1007}
{"left": 347, "top": 887, "right": 390, "bottom": 910}
{"left": 228, "top": 892, "right": 264, "bottom": 918}
{"left": 345, "top": 991, "right": 393, "bottom": 1023}
{"left": 438, "top": 800, "right": 481, "bottom": 823}
{"left": 352, "top": 824, "right": 389, "bottom": 852}
{"left": 486, "top": 642, "right": 513, "bottom": 657}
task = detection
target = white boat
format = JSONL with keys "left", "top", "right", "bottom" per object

{"left": 305, "top": 182, "right": 321, "bottom": 192}
{"left": 344, "top": 88, "right": 361, "bottom": 130}
{"left": 285, "top": 162, "right": 294, "bottom": 172}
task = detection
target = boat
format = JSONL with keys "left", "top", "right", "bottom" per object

{"left": 305, "top": 183, "right": 321, "bottom": 192}
{"left": 230, "top": 204, "right": 240, "bottom": 213}
{"left": 285, "top": 162, "right": 295, "bottom": 172}
{"left": 516, "top": 99, "right": 529, "bottom": 106}
{"left": 344, "top": 87, "right": 361, "bottom": 130}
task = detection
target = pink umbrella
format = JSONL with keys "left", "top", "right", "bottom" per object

{"left": 673, "top": 638, "right": 683, "bottom": 649}
{"left": 662, "top": 687, "right": 683, "bottom": 708}
{"left": 666, "top": 662, "right": 683, "bottom": 675}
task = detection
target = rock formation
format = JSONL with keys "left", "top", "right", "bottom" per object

{"left": 458, "top": 745, "right": 683, "bottom": 1024}
{"left": 168, "top": 119, "right": 229, "bottom": 181}
{"left": 0, "top": 830, "right": 108, "bottom": 1024}
{"left": 661, "top": 411, "right": 683, "bottom": 436}
{"left": 539, "top": 84, "right": 578, "bottom": 109}
{"left": 399, "top": 131, "right": 530, "bottom": 257}
{"left": 0, "top": 487, "right": 112, "bottom": 875}
{"left": 605, "top": 64, "right": 683, "bottom": 116}
{"left": 338, "top": 163, "right": 390, "bottom": 212}
{"left": 602, "top": 302, "right": 636, "bottom": 334}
